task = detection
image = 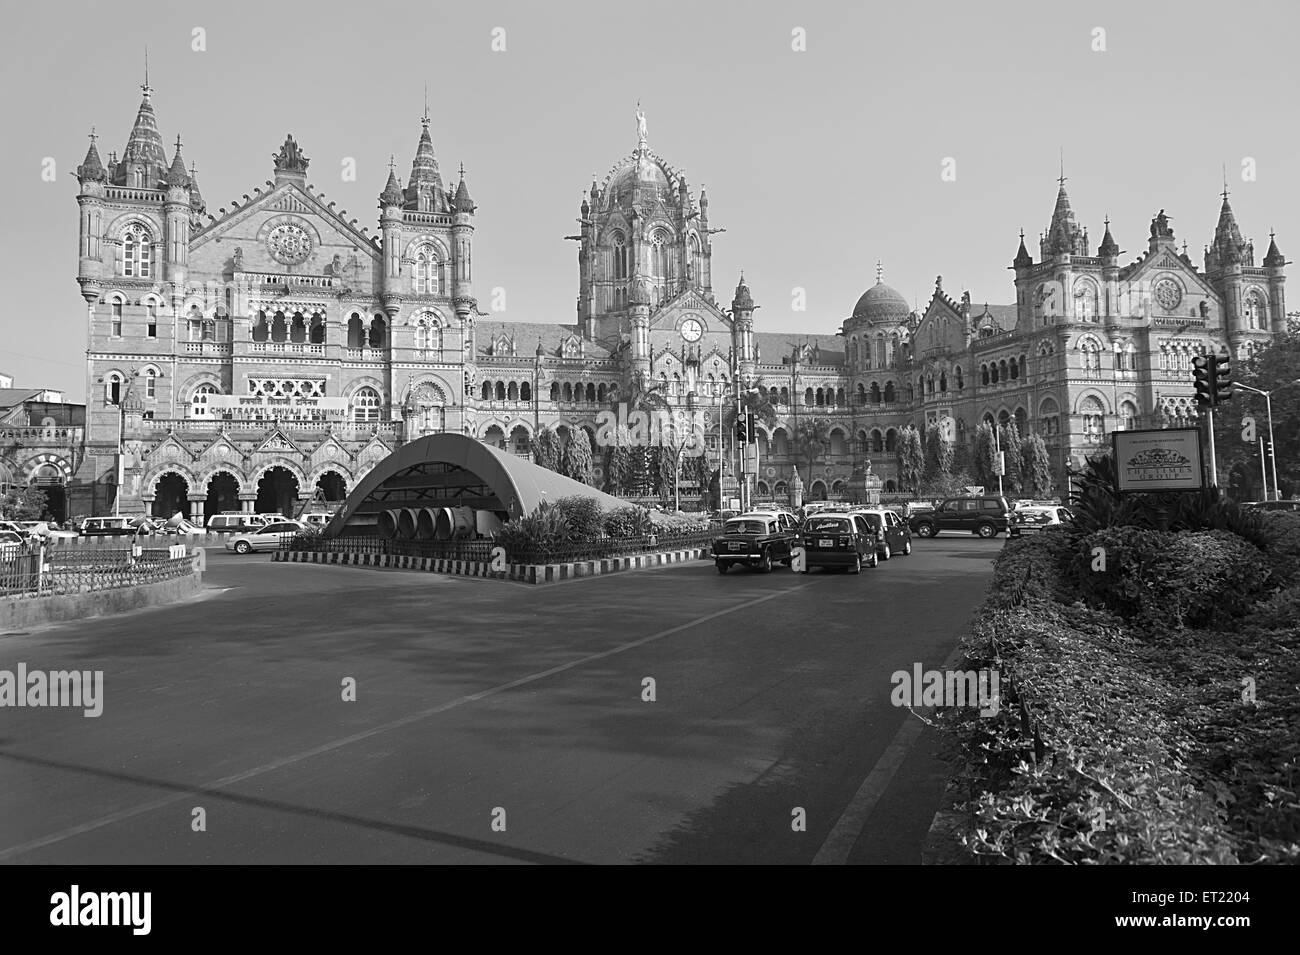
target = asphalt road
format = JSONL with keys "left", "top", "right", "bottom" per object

{"left": 0, "top": 534, "right": 1003, "bottom": 864}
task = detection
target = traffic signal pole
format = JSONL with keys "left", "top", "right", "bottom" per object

{"left": 1205, "top": 407, "right": 1217, "bottom": 488}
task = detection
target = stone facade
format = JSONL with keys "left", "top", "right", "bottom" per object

{"left": 68, "top": 86, "right": 1287, "bottom": 518}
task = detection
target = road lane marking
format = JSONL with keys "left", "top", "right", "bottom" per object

{"left": 0, "top": 580, "right": 813, "bottom": 861}
{"left": 811, "top": 642, "right": 967, "bottom": 865}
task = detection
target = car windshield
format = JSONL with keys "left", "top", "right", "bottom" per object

{"left": 0, "top": 532, "right": 22, "bottom": 543}
{"left": 724, "top": 520, "right": 767, "bottom": 535}
{"left": 856, "top": 513, "right": 883, "bottom": 528}
{"left": 804, "top": 517, "right": 852, "bottom": 534}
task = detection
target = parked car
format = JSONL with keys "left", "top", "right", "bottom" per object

{"left": 711, "top": 514, "right": 798, "bottom": 573}
{"left": 81, "top": 516, "right": 142, "bottom": 537}
{"left": 850, "top": 507, "right": 913, "bottom": 559}
{"left": 300, "top": 511, "right": 337, "bottom": 529}
{"left": 1243, "top": 500, "right": 1300, "bottom": 512}
{"left": 1009, "top": 505, "right": 1075, "bottom": 537}
{"left": 798, "top": 513, "right": 879, "bottom": 573}
{"left": 225, "top": 520, "right": 308, "bottom": 555}
{"left": 0, "top": 520, "right": 23, "bottom": 536}
{"left": 909, "top": 496, "right": 1011, "bottom": 539}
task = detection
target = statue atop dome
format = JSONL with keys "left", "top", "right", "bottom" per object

{"left": 636, "top": 103, "right": 648, "bottom": 149}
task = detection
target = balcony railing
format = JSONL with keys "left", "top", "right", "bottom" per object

{"left": 249, "top": 342, "right": 326, "bottom": 356}
{"left": 185, "top": 342, "right": 233, "bottom": 356}
{"left": 345, "top": 347, "right": 386, "bottom": 360}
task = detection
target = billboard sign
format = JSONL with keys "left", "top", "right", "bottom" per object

{"left": 1112, "top": 427, "right": 1205, "bottom": 493}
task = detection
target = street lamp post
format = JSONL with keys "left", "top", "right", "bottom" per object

{"left": 1234, "top": 380, "right": 1300, "bottom": 501}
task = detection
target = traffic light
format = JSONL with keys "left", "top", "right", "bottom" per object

{"left": 735, "top": 415, "right": 748, "bottom": 443}
{"left": 746, "top": 412, "right": 756, "bottom": 444}
{"left": 1265, "top": 439, "right": 1274, "bottom": 461}
{"left": 1192, "top": 355, "right": 1214, "bottom": 407}
{"left": 1213, "top": 354, "right": 1233, "bottom": 404}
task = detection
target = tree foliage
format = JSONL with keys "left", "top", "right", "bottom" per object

{"left": 531, "top": 426, "right": 562, "bottom": 473}
{"left": 1209, "top": 332, "right": 1300, "bottom": 498}
{"left": 1, "top": 484, "right": 47, "bottom": 521}
{"left": 896, "top": 425, "right": 924, "bottom": 495}
{"left": 562, "top": 428, "right": 595, "bottom": 485}
{"left": 923, "top": 423, "right": 954, "bottom": 493}
{"left": 604, "top": 445, "right": 632, "bottom": 493}
{"left": 972, "top": 421, "right": 999, "bottom": 491}
{"left": 791, "top": 416, "right": 832, "bottom": 487}
{"left": 998, "top": 421, "right": 1024, "bottom": 495}
{"left": 1021, "top": 432, "right": 1054, "bottom": 498}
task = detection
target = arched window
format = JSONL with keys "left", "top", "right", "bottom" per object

{"left": 990, "top": 363, "right": 999, "bottom": 384}
{"left": 105, "top": 372, "right": 123, "bottom": 406}
{"left": 884, "top": 381, "right": 897, "bottom": 403}
{"left": 347, "top": 314, "right": 365, "bottom": 348}
{"left": 145, "top": 299, "right": 159, "bottom": 338}
{"left": 414, "top": 314, "right": 442, "bottom": 351}
{"left": 412, "top": 246, "right": 442, "bottom": 295}
{"left": 805, "top": 387, "right": 814, "bottom": 406}
{"left": 586, "top": 383, "right": 596, "bottom": 403}
{"left": 111, "top": 299, "right": 124, "bottom": 337}
{"left": 1079, "top": 336, "right": 1102, "bottom": 373}
{"left": 885, "top": 428, "right": 898, "bottom": 452}
{"left": 1008, "top": 358, "right": 1018, "bottom": 380}
{"left": 836, "top": 387, "right": 845, "bottom": 407}
{"left": 495, "top": 381, "right": 506, "bottom": 401}
{"left": 290, "top": 312, "right": 307, "bottom": 344}
{"left": 143, "top": 367, "right": 158, "bottom": 399}
{"left": 870, "top": 382, "right": 882, "bottom": 404}
{"left": 888, "top": 333, "right": 899, "bottom": 368}
{"left": 1244, "top": 290, "right": 1266, "bottom": 330}
{"left": 368, "top": 316, "right": 386, "bottom": 349}
{"left": 190, "top": 383, "right": 218, "bottom": 418}
{"left": 688, "top": 233, "right": 703, "bottom": 284}
{"left": 611, "top": 231, "right": 629, "bottom": 280}
{"left": 1074, "top": 279, "right": 1098, "bottom": 321}
{"left": 352, "top": 386, "right": 381, "bottom": 423}
{"left": 271, "top": 311, "right": 288, "bottom": 343}
{"left": 939, "top": 371, "right": 948, "bottom": 392}
{"left": 1118, "top": 400, "right": 1137, "bottom": 431}
{"left": 121, "top": 222, "right": 153, "bottom": 278}
{"left": 1080, "top": 396, "right": 1105, "bottom": 441}
{"left": 955, "top": 366, "right": 964, "bottom": 390}
{"left": 981, "top": 364, "right": 989, "bottom": 385}
{"left": 815, "top": 387, "right": 825, "bottom": 407}
{"left": 1039, "top": 397, "right": 1060, "bottom": 436}
{"left": 780, "top": 386, "right": 790, "bottom": 405}
{"left": 550, "top": 382, "right": 560, "bottom": 402}
{"left": 507, "top": 382, "right": 519, "bottom": 401}
{"left": 871, "top": 429, "right": 884, "bottom": 453}
{"left": 481, "top": 381, "right": 492, "bottom": 401}
{"left": 310, "top": 313, "right": 325, "bottom": 344}
{"left": 597, "top": 383, "right": 607, "bottom": 404}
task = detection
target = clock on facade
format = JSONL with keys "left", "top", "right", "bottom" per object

{"left": 680, "top": 318, "right": 703, "bottom": 342}
{"left": 1153, "top": 277, "right": 1183, "bottom": 311}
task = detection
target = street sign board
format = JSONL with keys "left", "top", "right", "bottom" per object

{"left": 993, "top": 451, "right": 1005, "bottom": 476}
{"left": 1112, "top": 427, "right": 1206, "bottom": 493}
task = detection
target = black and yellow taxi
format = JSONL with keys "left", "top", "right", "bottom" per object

{"left": 798, "top": 512, "right": 880, "bottom": 574}
{"left": 711, "top": 513, "right": 798, "bottom": 574}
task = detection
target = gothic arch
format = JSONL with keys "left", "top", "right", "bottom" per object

{"left": 180, "top": 372, "right": 224, "bottom": 403}
{"left": 142, "top": 463, "right": 199, "bottom": 493}
{"left": 342, "top": 376, "right": 386, "bottom": 400}
{"left": 21, "top": 452, "right": 74, "bottom": 484}
{"left": 199, "top": 465, "right": 250, "bottom": 496}
{"left": 305, "top": 462, "right": 355, "bottom": 493}
{"left": 252, "top": 458, "right": 308, "bottom": 490}
{"left": 1072, "top": 389, "right": 1111, "bottom": 415}
{"left": 106, "top": 213, "right": 159, "bottom": 242}
{"left": 401, "top": 234, "right": 451, "bottom": 262}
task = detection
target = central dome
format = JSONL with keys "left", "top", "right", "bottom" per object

{"left": 853, "top": 281, "right": 910, "bottom": 323}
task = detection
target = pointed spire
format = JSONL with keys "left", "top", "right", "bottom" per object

{"left": 732, "top": 272, "right": 754, "bottom": 310}
{"left": 77, "top": 127, "right": 107, "bottom": 183}
{"left": 453, "top": 163, "right": 475, "bottom": 213}
{"left": 1044, "top": 173, "right": 1086, "bottom": 256}
{"left": 118, "top": 74, "right": 168, "bottom": 185}
{"left": 188, "top": 162, "right": 206, "bottom": 213}
{"left": 165, "top": 134, "right": 189, "bottom": 187}
{"left": 379, "top": 154, "right": 403, "bottom": 207}
{"left": 142, "top": 45, "right": 151, "bottom": 99}
{"left": 1265, "top": 228, "right": 1286, "bottom": 268}
{"left": 1013, "top": 228, "right": 1033, "bottom": 268}
{"left": 405, "top": 103, "right": 444, "bottom": 211}
{"left": 1098, "top": 215, "right": 1119, "bottom": 258}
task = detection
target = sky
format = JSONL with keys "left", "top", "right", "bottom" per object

{"left": 2, "top": 0, "right": 1296, "bottom": 402}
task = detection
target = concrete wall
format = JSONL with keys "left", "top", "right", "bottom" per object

{"left": 0, "top": 571, "right": 203, "bottom": 633}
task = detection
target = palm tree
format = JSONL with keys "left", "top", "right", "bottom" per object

{"left": 791, "top": 416, "right": 832, "bottom": 491}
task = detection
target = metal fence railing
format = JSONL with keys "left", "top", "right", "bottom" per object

{"left": 0, "top": 545, "right": 197, "bottom": 597}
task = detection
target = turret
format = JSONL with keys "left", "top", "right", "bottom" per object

{"left": 163, "top": 135, "right": 191, "bottom": 302}
{"left": 1205, "top": 189, "right": 1248, "bottom": 336}
{"left": 378, "top": 156, "right": 404, "bottom": 318}
{"left": 629, "top": 273, "right": 651, "bottom": 378}
{"left": 451, "top": 164, "right": 476, "bottom": 325}
{"left": 76, "top": 130, "right": 108, "bottom": 304}
{"left": 1265, "top": 230, "right": 1288, "bottom": 333}
{"left": 731, "top": 274, "right": 758, "bottom": 382}
{"left": 1099, "top": 217, "right": 1120, "bottom": 323}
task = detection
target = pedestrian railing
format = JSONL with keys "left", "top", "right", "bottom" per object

{"left": 0, "top": 545, "right": 197, "bottom": 597}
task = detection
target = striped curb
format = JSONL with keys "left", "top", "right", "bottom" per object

{"left": 272, "top": 547, "right": 712, "bottom": 584}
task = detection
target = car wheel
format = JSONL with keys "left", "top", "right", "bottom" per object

{"left": 759, "top": 550, "right": 773, "bottom": 573}
{"left": 881, "top": 543, "right": 892, "bottom": 561}
{"left": 903, "top": 539, "right": 912, "bottom": 555}
{"left": 976, "top": 522, "right": 997, "bottom": 539}
{"left": 234, "top": 540, "right": 251, "bottom": 555}
{"left": 715, "top": 561, "right": 728, "bottom": 574}
{"left": 916, "top": 523, "right": 936, "bottom": 538}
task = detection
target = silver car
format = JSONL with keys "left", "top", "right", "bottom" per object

{"left": 225, "top": 520, "right": 307, "bottom": 554}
